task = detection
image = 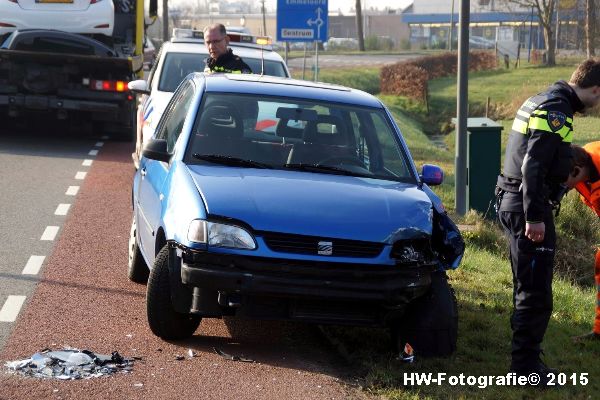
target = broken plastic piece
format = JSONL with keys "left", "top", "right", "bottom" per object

{"left": 4, "top": 348, "right": 135, "bottom": 380}
{"left": 213, "top": 347, "right": 254, "bottom": 363}
{"left": 398, "top": 343, "right": 415, "bottom": 363}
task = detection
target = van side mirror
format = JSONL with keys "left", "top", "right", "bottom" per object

{"left": 128, "top": 79, "right": 150, "bottom": 95}
{"left": 420, "top": 164, "right": 444, "bottom": 186}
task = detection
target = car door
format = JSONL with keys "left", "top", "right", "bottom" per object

{"left": 137, "top": 80, "right": 196, "bottom": 263}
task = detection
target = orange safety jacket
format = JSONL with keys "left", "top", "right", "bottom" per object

{"left": 575, "top": 141, "right": 600, "bottom": 216}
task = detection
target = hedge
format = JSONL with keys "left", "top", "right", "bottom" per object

{"left": 380, "top": 51, "right": 497, "bottom": 100}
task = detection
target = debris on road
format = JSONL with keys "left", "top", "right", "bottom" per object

{"left": 187, "top": 349, "right": 197, "bottom": 358}
{"left": 397, "top": 343, "right": 415, "bottom": 363}
{"left": 213, "top": 347, "right": 254, "bottom": 363}
{"left": 4, "top": 348, "right": 135, "bottom": 379}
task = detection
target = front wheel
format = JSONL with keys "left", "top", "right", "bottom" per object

{"left": 392, "top": 271, "right": 458, "bottom": 357}
{"left": 147, "top": 245, "right": 201, "bottom": 339}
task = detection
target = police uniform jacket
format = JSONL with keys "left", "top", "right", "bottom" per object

{"left": 497, "top": 80, "right": 584, "bottom": 223}
{"left": 205, "top": 49, "right": 252, "bottom": 74}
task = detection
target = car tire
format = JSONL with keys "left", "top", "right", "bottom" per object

{"left": 393, "top": 271, "right": 458, "bottom": 357}
{"left": 147, "top": 245, "right": 201, "bottom": 339}
{"left": 128, "top": 216, "right": 149, "bottom": 283}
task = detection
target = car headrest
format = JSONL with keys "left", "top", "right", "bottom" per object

{"left": 303, "top": 115, "right": 349, "bottom": 146}
{"left": 197, "top": 102, "right": 243, "bottom": 140}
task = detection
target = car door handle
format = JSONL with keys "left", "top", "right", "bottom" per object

{"left": 141, "top": 167, "right": 147, "bottom": 177}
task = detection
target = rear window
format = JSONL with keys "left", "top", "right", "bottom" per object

{"left": 158, "top": 52, "right": 288, "bottom": 92}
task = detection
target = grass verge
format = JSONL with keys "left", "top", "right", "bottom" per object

{"left": 313, "top": 60, "right": 600, "bottom": 399}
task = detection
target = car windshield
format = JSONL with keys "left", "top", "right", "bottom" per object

{"left": 185, "top": 93, "right": 415, "bottom": 183}
{"left": 158, "top": 52, "right": 288, "bottom": 92}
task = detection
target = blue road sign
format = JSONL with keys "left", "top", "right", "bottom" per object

{"left": 276, "top": 0, "right": 328, "bottom": 42}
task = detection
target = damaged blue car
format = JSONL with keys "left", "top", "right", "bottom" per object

{"left": 129, "top": 73, "right": 464, "bottom": 356}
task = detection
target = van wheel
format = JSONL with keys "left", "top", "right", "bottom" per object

{"left": 147, "top": 245, "right": 201, "bottom": 339}
{"left": 393, "top": 271, "right": 458, "bottom": 357}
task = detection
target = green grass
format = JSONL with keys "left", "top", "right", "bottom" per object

{"left": 291, "top": 67, "right": 381, "bottom": 95}
{"left": 312, "top": 60, "right": 600, "bottom": 399}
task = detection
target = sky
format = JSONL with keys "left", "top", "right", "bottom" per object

{"left": 167, "top": 0, "right": 414, "bottom": 15}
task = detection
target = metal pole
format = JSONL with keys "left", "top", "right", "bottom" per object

{"left": 528, "top": 6, "right": 533, "bottom": 62}
{"left": 284, "top": 42, "right": 288, "bottom": 66}
{"left": 302, "top": 42, "right": 307, "bottom": 80}
{"left": 455, "top": 0, "right": 470, "bottom": 216}
{"left": 162, "top": 0, "right": 169, "bottom": 42}
{"left": 449, "top": 0, "right": 455, "bottom": 50}
{"left": 555, "top": 0, "right": 560, "bottom": 50}
{"left": 314, "top": 41, "right": 319, "bottom": 82}
{"left": 261, "top": 0, "right": 267, "bottom": 36}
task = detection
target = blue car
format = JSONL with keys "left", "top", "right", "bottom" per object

{"left": 129, "top": 73, "right": 464, "bottom": 356}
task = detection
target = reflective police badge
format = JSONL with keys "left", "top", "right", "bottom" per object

{"left": 548, "top": 111, "right": 566, "bottom": 132}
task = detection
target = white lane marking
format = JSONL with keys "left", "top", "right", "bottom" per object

{"left": 82, "top": 159, "right": 93, "bottom": 167}
{"left": 0, "top": 296, "right": 27, "bottom": 322}
{"left": 101, "top": 135, "right": 109, "bottom": 140}
{"left": 41, "top": 226, "right": 59, "bottom": 241}
{"left": 66, "top": 186, "right": 79, "bottom": 196}
{"left": 75, "top": 171, "right": 87, "bottom": 180}
{"left": 95, "top": 142, "right": 104, "bottom": 147}
{"left": 88, "top": 149, "right": 99, "bottom": 156}
{"left": 55, "top": 204, "right": 71, "bottom": 216}
{"left": 22, "top": 255, "right": 45, "bottom": 275}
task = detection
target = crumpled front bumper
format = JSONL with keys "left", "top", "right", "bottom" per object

{"left": 181, "top": 252, "right": 435, "bottom": 308}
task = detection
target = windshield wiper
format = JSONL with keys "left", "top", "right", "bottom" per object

{"left": 193, "top": 154, "right": 273, "bottom": 169}
{"left": 284, "top": 163, "right": 372, "bottom": 178}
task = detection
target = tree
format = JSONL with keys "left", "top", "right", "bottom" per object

{"left": 505, "top": 0, "right": 557, "bottom": 65}
{"left": 355, "top": 0, "right": 365, "bottom": 51}
{"left": 585, "top": 0, "right": 596, "bottom": 56}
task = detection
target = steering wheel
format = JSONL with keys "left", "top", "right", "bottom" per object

{"left": 318, "top": 155, "right": 366, "bottom": 168}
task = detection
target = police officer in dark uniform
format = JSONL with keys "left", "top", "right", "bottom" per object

{"left": 203, "top": 23, "right": 252, "bottom": 74}
{"left": 496, "top": 58, "right": 600, "bottom": 382}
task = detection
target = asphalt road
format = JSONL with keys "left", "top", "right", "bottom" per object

{"left": 0, "top": 126, "right": 367, "bottom": 399}
{"left": 0, "top": 126, "right": 100, "bottom": 349}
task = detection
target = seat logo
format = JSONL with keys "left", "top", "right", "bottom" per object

{"left": 318, "top": 241, "right": 333, "bottom": 256}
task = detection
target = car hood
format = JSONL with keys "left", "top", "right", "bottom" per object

{"left": 186, "top": 166, "right": 433, "bottom": 243}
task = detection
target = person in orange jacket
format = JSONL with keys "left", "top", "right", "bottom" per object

{"left": 566, "top": 143, "right": 600, "bottom": 342}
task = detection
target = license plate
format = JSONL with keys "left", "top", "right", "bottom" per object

{"left": 36, "top": 0, "right": 74, "bottom": 3}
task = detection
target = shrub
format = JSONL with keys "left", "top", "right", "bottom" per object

{"left": 380, "top": 51, "right": 497, "bottom": 101}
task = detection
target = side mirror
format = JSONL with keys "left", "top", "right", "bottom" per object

{"left": 128, "top": 79, "right": 150, "bottom": 95}
{"left": 142, "top": 139, "right": 170, "bottom": 163}
{"left": 420, "top": 164, "right": 444, "bottom": 186}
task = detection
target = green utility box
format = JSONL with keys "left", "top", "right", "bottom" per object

{"left": 453, "top": 117, "right": 503, "bottom": 217}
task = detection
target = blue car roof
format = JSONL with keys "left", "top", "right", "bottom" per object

{"left": 195, "top": 73, "right": 383, "bottom": 108}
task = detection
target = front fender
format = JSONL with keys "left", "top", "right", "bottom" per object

{"left": 161, "top": 161, "right": 207, "bottom": 249}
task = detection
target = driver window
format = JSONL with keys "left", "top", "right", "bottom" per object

{"left": 155, "top": 80, "right": 195, "bottom": 154}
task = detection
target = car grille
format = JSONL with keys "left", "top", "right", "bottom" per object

{"left": 260, "top": 231, "right": 384, "bottom": 258}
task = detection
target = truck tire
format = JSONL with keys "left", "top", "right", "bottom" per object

{"left": 147, "top": 245, "right": 201, "bottom": 339}
{"left": 128, "top": 216, "right": 149, "bottom": 283}
{"left": 393, "top": 271, "right": 458, "bottom": 357}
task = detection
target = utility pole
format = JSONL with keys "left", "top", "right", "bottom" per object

{"left": 449, "top": 0, "right": 455, "bottom": 50}
{"left": 162, "top": 0, "right": 169, "bottom": 42}
{"left": 261, "top": 0, "right": 267, "bottom": 36}
{"left": 455, "top": 0, "right": 470, "bottom": 216}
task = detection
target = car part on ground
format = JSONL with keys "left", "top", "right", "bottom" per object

{"left": 4, "top": 348, "right": 135, "bottom": 380}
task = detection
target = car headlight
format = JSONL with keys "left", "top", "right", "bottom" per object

{"left": 187, "top": 220, "right": 256, "bottom": 250}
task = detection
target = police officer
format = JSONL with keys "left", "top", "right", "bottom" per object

{"left": 496, "top": 58, "right": 600, "bottom": 382}
{"left": 203, "top": 23, "right": 252, "bottom": 74}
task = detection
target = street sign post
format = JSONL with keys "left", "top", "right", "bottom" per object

{"left": 276, "top": 0, "right": 329, "bottom": 42}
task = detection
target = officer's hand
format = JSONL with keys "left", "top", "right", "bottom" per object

{"left": 525, "top": 222, "right": 545, "bottom": 242}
